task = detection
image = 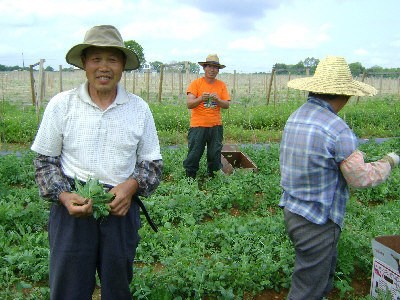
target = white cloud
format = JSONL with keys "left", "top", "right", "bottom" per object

{"left": 390, "top": 40, "right": 400, "bottom": 47}
{"left": 354, "top": 48, "right": 369, "bottom": 56}
{"left": 268, "top": 23, "right": 331, "bottom": 49}
{"left": 228, "top": 36, "right": 266, "bottom": 51}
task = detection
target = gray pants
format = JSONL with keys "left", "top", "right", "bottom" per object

{"left": 284, "top": 209, "right": 341, "bottom": 300}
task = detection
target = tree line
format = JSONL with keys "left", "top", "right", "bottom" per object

{"left": 272, "top": 57, "right": 400, "bottom": 78}
{"left": 1, "top": 39, "right": 399, "bottom": 77}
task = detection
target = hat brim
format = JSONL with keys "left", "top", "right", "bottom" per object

{"left": 66, "top": 44, "right": 140, "bottom": 71}
{"left": 198, "top": 62, "right": 226, "bottom": 69}
{"left": 287, "top": 77, "right": 377, "bottom": 97}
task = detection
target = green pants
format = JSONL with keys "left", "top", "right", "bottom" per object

{"left": 183, "top": 126, "right": 223, "bottom": 177}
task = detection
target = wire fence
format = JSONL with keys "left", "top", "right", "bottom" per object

{"left": 1, "top": 69, "right": 399, "bottom": 107}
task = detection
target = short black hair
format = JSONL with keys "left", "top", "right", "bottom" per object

{"left": 309, "top": 92, "right": 339, "bottom": 100}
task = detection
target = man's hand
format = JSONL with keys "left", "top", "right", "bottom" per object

{"left": 201, "top": 92, "right": 211, "bottom": 101}
{"left": 59, "top": 192, "right": 93, "bottom": 217}
{"left": 108, "top": 178, "right": 138, "bottom": 216}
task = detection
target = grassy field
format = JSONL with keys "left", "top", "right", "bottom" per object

{"left": 1, "top": 93, "right": 400, "bottom": 299}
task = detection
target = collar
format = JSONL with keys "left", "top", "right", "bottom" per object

{"left": 78, "top": 81, "right": 129, "bottom": 108}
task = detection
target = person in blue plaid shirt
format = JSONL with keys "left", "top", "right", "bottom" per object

{"left": 279, "top": 56, "right": 399, "bottom": 300}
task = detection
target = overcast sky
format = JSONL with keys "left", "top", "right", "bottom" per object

{"left": 1, "top": 0, "right": 399, "bottom": 73}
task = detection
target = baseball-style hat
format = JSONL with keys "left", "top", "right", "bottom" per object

{"left": 287, "top": 56, "right": 377, "bottom": 96}
{"left": 65, "top": 25, "right": 140, "bottom": 71}
{"left": 198, "top": 54, "right": 226, "bottom": 69}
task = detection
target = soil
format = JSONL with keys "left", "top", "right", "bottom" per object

{"left": 92, "top": 276, "right": 371, "bottom": 299}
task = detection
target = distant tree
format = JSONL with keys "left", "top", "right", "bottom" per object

{"left": 188, "top": 62, "right": 200, "bottom": 74}
{"left": 303, "top": 57, "right": 319, "bottom": 74}
{"left": 273, "top": 63, "right": 289, "bottom": 74}
{"left": 150, "top": 61, "right": 163, "bottom": 73}
{"left": 124, "top": 40, "right": 145, "bottom": 69}
{"left": 348, "top": 62, "right": 365, "bottom": 76}
{"left": 62, "top": 67, "right": 75, "bottom": 72}
{"left": 303, "top": 57, "right": 319, "bottom": 68}
{"left": 45, "top": 66, "right": 54, "bottom": 72}
{"left": 367, "top": 65, "right": 384, "bottom": 76}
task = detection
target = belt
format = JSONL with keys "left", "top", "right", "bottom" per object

{"left": 68, "top": 178, "right": 158, "bottom": 232}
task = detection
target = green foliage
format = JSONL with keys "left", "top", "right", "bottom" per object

{"left": 73, "top": 177, "right": 114, "bottom": 220}
{"left": 2, "top": 96, "right": 400, "bottom": 146}
{"left": 2, "top": 102, "right": 400, "bottom": 298}
{"left": 124, "top": 40, "right": 145, "bottom": 69}
{"left": 0, "top": 102, "right": 39, "bottom": 144}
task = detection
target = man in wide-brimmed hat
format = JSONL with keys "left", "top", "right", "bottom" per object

{"left": 279, "top": 56, "right": 399, "bottom": 299}
{"left": 183, "top": 54, "right": 230, "bottom": 178}
{"left": 31, "top": 25, "right": 163, "bottom": 299}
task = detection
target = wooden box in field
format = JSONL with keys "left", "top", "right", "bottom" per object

{"left": 220, "top": 151, "right": 258, "bottom": 175}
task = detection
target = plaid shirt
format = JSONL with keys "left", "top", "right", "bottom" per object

{"left": 279, "top": 96, "right": 358, "bottom": 229}
{"left": 34, "top": 155, "right": 163, "bottom": 201}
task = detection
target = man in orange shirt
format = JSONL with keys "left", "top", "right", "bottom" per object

{"left": 183, "top": 54, "right": 231, "bottom": 178}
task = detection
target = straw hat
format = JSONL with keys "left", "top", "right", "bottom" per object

{"left": 65, "top": 25, "right": 139, "bottom": 71}
{"left": 287, "top": 56, "right": 377, "bottom": 96}
{"left": 198, "top": 54, "right": 226, "bottom": 69}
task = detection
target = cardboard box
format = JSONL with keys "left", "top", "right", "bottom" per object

{"left": 370, "top": 235, "right": 400, "bottom": 299}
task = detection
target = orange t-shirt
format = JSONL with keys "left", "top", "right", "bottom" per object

{"left": 187, "top": 77, "right": 230, "bottom": 127}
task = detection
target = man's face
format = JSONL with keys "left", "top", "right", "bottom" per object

{"left": 204, "top": 64, "right": 219, "bottom": 79}
{"left": 82, "top": 46, "right": 125, "bottom": 94}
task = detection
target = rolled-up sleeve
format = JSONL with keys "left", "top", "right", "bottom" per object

{"left": 33, "top": 154, "right": 71, "bottom": 201}
{"left": 131, "top": 159, "right": 163, "bottom": 197}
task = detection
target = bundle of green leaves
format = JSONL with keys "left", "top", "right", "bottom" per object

{"left": 73, "top": 177, "right": 115, "bottom": 220}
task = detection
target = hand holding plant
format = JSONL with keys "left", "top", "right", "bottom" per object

{"left": 73, "top": 177, "right": 115, "bottom": 220}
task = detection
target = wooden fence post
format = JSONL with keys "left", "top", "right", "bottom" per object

{"left": 59, "top": 65, "right": 63, "bottom": 92}
{"left": 232, "top": 70, "right": 237, "bottom": 100}
{"left": 266, "top": 68, "right": 275, "bottom": 105}
{"left": 36, "top": 59, "right": 46, "bottom": 123}
{"left": 356, "top": 71, "right": 366, "bottom": 104}
{"left": 158, "top": 64, "right": 164, "bottom": 103}
{"left": 145, "top": 69, "right": 150, "bottom": 102}
{"left": 171, "top": 70, "right": 174, "bottom": 98}
{"left": 185, "top": 61, "right": 189, "bottom": 87}
{"left": 132, "top": 71, "right": 136, "bottom": 94}
{"left": 29, "top": 64, "right": 37, "bottom": 106}
{"left": 273, "top": 71, "right": 277, "bottom": 106}
{"left": 398, "top": 76, "right": 400, "bottom": 95}
{"left": 179, "top": 72, "right": 183, "bottom": 100}
{"left": 286, "top": 72, "right": 291, "bottom": 102}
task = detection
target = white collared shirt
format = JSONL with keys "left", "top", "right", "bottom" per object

{"left": 31, "top": 81, "right": 162, "bottom": 186}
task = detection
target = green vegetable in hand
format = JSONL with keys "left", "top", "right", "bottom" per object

{"left": 73, "top": 177, "right": 115, "bottom": 220}
{"left": 205, "top": 96, "right": 216, "bottom": 108}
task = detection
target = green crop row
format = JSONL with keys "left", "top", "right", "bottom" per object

{"left": 1, "top": 139, "right": 399, "bottom": 299}
{"left": 1, "top": 95, "right": 399, "bottom": 146}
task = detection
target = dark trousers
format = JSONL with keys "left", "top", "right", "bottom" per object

{"left": 283, "top": 209, "right": 341, "bottom": 300}
{"left": 48, "top": 198, "right": 141, "bottom": 300}
{"left": 183, "top": 126, "right": 223, "bottom": 176}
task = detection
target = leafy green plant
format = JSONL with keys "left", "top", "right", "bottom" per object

{"left": 73, "top": 178, "right": 114, "bottom": 220}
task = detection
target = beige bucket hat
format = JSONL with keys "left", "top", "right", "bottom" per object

{"left": 65, "top": 25, "right": 139, "bottom": 71}
{"left": 198, "top": 54, "right": 226, "bottom": 69}
{"left": 287, "top": 56, "right": 377, "bottom": 96}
